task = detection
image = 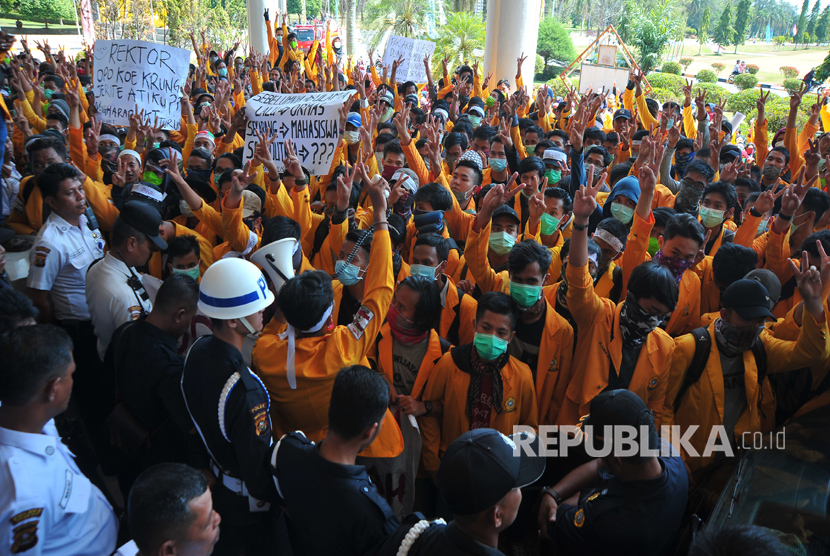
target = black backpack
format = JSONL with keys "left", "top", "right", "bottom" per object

{"left": 672, "top": 327, "right": 767, "bottom": 413}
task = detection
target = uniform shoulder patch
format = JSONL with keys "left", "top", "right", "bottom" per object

{"left": 128, "top": 306, "right": 142, "bottom": 320}
{"left": 33, "top": 246, "right": 50, "bottom": 268}
{"left": 574, "top": 508, "right": 585, "bottom": 528}
{"left": 347, "top": 306, "right": 375, "bottom": 340}
{"left": 10, "top": 508, "right": 42, "bottom": 554}
{"left": 253, "top": 410, "right": 269, "bottom": 436}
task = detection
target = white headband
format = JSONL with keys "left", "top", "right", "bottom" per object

{"left": 543, "top": 149, "right": 567, "bottom": 163}
{"left": 631, "top": 140, "right": 642, "bottom": 147}
{"left": 592, "top": 228, "right": 623, "bottom": 253}
{"left": 278, "top": 302, "right": 334, "bottom": 389}
{"left": 100, "top": 134, "right": 121, "bottom": 146}
{"left": 119, "top": 149, "right": 141, "bottom": 161}
{"left": 433, "top": 108, "right": 449, "bottom": 121}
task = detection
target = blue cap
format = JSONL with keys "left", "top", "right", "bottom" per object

{"left": 346, "top": 112, "right": 362, "bottom": 128}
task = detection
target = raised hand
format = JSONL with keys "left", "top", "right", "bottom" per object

{"left": 753, "top": 185, "right": 785, "bottom": 214}
{"left": 282, "top": 139, "right": 304, "bottom": 180}
{"left": 790, "top": 250, "right": 823, "bottom": 305}
{"left": 111, "top": 157, "right": 128, "bottom": 188}
{"left": 573, "top": 166, "right": 606, "bottom": 219}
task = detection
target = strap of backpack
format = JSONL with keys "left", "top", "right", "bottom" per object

{"left": 673, "top": 327, "right": 712, "bottom": 413}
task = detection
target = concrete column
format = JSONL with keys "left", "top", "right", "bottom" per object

{"left": 248, "top": 0, "right": 268, "bottom": 55}
{"left": 483, "top": 0, "right": 541, "bottom": 90}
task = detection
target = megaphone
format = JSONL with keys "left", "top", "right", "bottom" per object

{"left": 250, "top": 238, "right": 297, "bottom": 293}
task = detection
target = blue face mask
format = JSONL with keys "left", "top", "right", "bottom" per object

{"left": 335, "top": 260, "right": 364, "bottom": 286}
{"left": 490, "top": 158, "right": 507, "bottom": 172}
{"left": 410, "top": 263, "right": 438, "bottom": 280}
{"left": 675, "top": 152, "right": 693, "bottom": 173}
{"left": 218, "top": 68, "right": 228, "bottom": 77}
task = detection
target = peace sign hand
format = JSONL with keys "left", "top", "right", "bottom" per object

{"left": 790, "top": 250, "right": 823, "bottom": 306}
{"left": 753, "top": 185, "right": 785, "bottom": 215}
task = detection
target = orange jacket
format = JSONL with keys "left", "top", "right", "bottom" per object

{"left": 369, "top": 324, "right": 446, "bottom": 400}
{"left": 559, "top": 262, "right": 675, "bottom": 426}
{"left": 420, "top": 349, "right": 539, "bottom": 472}
{"left": 252, "top": 229, "right": 402, "bottom": 458}
{"left": 662, "top": 312, "right": 829, "bottom": 472}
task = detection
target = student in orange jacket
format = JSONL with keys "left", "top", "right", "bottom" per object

{"left": 662, "top": 268, "right": 830, "bottom": 475}
{"left": 410, "top": 233, "right": 477, "bottom": 347}
{"left": 420, "top": 292, "right": 539, "bottom": 476}
{"left": 464, "top": 183, "right": 575, "bottom": 424}
{"left": 699, "top": 182, "right": 739, "bottom": 257}
{"left": 560, "top": 162, "right": 677, "bottom": 427}
{"left": 252, "top": 166, "right": 403, "bottom": 459}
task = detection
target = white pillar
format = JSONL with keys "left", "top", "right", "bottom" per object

{"left": 248, "top": 0, "right": 268, "bottom": 55}
{"left": 483, "top": 0, "right": 541, "bottom": 90}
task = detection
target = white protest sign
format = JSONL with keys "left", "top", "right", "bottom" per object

{"left": 382, "top": 35, "right": 436, "bottom": 84}
{"left": 243, "top": 91, "right": 355, "bottom": 176}
{"left": 93, "top": 40, "right": 191, "bottom": 130}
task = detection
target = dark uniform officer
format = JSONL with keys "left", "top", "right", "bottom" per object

{"left": 103, "top": 274, "right": 205, "bottom": 495}
{"left": 180, "top": 258, "right": 287, "bottom": 556}
{"left": 375, "top": 429, "right": 545, "bottom": 556}
{"left": 544, "top": 390, "right": 689, "bottom": 556}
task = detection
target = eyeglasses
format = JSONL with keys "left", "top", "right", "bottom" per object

{"left": 682, "top": 177, "right": 706, "bottom": 190}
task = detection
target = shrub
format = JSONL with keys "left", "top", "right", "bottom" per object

{"left": 547, "top": 76, "right": 580, "bottom": 99}
{"left": 780, "top": 66, "right": 799, "bottom": 79}
{"left": 783, "top": 78, "right": 803, "bottom": 93}
{"left": 733, "top": 73, "right": 759, "bottom": 90}
{"left": 711, "top": 62, "right": 726, "bottom": 75}
{"left": 646, "top": 87, "right": 679, "bottom": 103}
{"left": 19, "top": 0, "right": 76, "bottom": 22}
{"left": 661, "top": 61, "right": 682, "bottom": 75}
{"left": 746, "top": 64, "right": 759, "bottom": 75}
{"left": 745, "top": 100, "right": 807, "bottom": 133}
{"left": 694, "top": 83, "right": 731, "bottom": 105}
{"left": 645, "top": 72, "right": 686, "bottom": 97}
{"left": 679, "top": 58, "right": 694, "bottom": 71}
{"left": 726, "top": 88, "right": 764, "bottom": 114}
{"left": 696, "top": 69, "right": 718, "bottom": 83}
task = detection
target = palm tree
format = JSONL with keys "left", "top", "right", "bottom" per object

{"left": 364, "top": 0, "right": 430, "bottom": 49}
{"left": 435, "top": 11, "right": 485, "bottom": 73}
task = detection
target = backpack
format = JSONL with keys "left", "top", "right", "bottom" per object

{"left": 672, "top": 327, "right": 767, "bottom": 414}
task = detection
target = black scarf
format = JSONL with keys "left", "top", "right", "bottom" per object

{"left": 451, "top": 344, "right": 508, "bottom": 422}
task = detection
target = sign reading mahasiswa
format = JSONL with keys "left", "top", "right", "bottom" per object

{"left": 93, "top": 40, "right": 191, "bottom": 130}
{"left": 382, "top": 35, "right": 436, "bottom": 84}
{"left": 243, "top": 91, "right": 355, "bottom": 175}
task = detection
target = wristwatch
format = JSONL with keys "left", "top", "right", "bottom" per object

{"left": 423, "top": 401, "right": 433, "bottom": 415}
{"left": 542, "top": 487, "right": 564, "bottom": 505}
{"left": 573, "top": 221, "right": 589, "bottom": 232}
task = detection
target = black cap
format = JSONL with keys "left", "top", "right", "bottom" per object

{"left": 722, "top": 279, "right": 775, "bottom": 320}
{"left": 119, "top": 200, "right": 168, "bottom": 250}
{"left": 613, "top": 108, "right": 632, "bottom": 121}
{"left": 721, "top": 120, "right": 733, "bottom": 135}
{"left": 405, "top": 93, "right": 419, "bottom": 106}
{"left": 438, "top": 429, "right": 545, "bottom": 515}
{"left": 719, "top": 144, "right": 741, "bottom": 163}
{"left": 584, "top": 389, "right": 658, "bottom": 449}
{"left": 492, "top": 204, "right": 520, "bottom": 226}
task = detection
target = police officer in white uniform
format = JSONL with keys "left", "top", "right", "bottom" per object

{"left": 0, "top": 325, "right": 118, "bottom": 556}
{"left": 86, "top": 200, "right": 167, "bottom": 361}
{"left": 181, "top": 258, "right": 288, "bottom": 556}
{"left": 25, "top": 162, "right": 107, "bottom": 437}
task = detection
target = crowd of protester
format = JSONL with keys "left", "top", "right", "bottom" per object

{"left": 2, "top": 9, "right": 830, "bottom": 555}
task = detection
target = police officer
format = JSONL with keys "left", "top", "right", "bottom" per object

{"left": 180, "top": 257, "right": 286, "bottom": 556}
{"left": 24, "top": 162, "right": 105, "bottom": 441}
{"left": 0, "top": 325, "right": 118, "bottom": 555}
{"left": 537, "top": 389, "right": 689, "bottom": 556}
{"left": 86, "top": 200, "right": 166, "bottom": 361}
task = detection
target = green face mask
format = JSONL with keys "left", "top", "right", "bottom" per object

{"left": 44, "top": 88, "right": 54, "bottom": 100}
{"left": 510, "top": 281, "right": 542, "bottom": 308}
{"left": 172, "top": 265, "right": 201, "bottom": 281}
{"left": 142, "top": 171, "right": 164, "bottom": 186}
{"left": 540, "top": 213, "right": 560, "bottom": 236}
{"left": 290, "top": 40, "right": 298, "bottom": 49}
{"left": 699, "top": 206, "right": 725, "bottom": 228}
{"left": 474, "top": 332, "right": 509, "bottom": 361}
{"left": 545, "top": 169, "right": 561, "bottom": 184}
{"left": 790, "top": 219, "right": 800, "bottom": 237}
{"left": 469, "top": 115, "right": 481, "bottom": 128}
{"left": 489, "top": 231, "right": 516, "bottom": 255}
{"left": 610, "top": 202, "right": 634, "bottom": 224}
{"left": 647, "top": 236, "right": 660, "bottom": 257}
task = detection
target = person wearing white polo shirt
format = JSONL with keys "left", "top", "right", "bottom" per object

{"left": 86, "top": 200, "right": 167, "bottom": 360}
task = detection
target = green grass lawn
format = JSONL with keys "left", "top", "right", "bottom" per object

{"left": 0, "top": 17, "right": 78, "bottom": 31}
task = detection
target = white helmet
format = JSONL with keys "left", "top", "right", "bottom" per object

{"left": 198, "top": 258, "right": 275, "bottom": 320}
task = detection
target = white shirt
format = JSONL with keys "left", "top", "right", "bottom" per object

{"left": 27, "top": 212, "right": 105, "bottom": 321}
{"left": 86, "top": 252, "right": 154, "bottom": 361}
{"left": 0, "top": 420, "right": 118, "bottom": 556}
{"left": 114, "top": 540, "right": 139, "bottom": 556}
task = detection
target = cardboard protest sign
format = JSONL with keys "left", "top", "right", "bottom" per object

{"left": 382, "top": 35, "right": 436, "bottom": 84}
{"left": 93, "top": 40, "right": 191, "bottom": 130}
{"left": 243, "top": 91, "right": 355, "bottom": 176}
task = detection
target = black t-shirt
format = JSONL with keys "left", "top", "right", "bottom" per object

{"left": 273, "top": 432, "right": 399, "bottom": 556}
{"left": 510, "top": 304, "right": 547, "bottom": 376}
{"left": 374, "top": 516, "right": 505, "bottom": 556}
